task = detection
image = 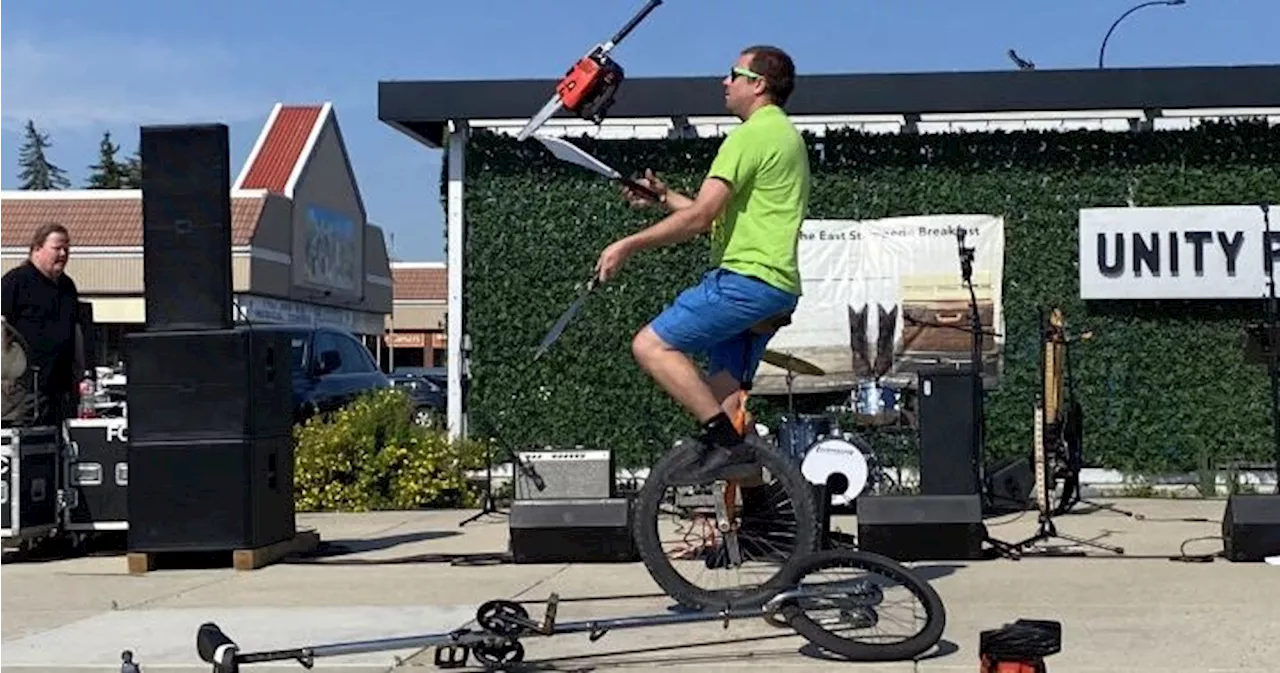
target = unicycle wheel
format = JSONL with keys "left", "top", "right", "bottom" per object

{"left": 632, "top": 437, "right": 821, "bottom": 611}
{"left": 777, "top": 548, "right": 946, "bottom": 661}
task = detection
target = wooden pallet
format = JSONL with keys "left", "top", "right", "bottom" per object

{"left": 127, "top": 529, "right": 321, "bottom": 574}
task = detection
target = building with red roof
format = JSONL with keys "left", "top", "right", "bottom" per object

{"left": 0, "top": 102, "right": 449, "bottom": 370}
{"left": 386, "top": 261, "right": 447, "bottom": 368}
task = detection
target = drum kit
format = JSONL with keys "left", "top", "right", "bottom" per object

{"left": 759, "top": 349, "right": 900, "bottom": 509}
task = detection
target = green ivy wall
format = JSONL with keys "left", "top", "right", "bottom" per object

{"left": 449, "top": 120, "right": 1280, "bottom": 474}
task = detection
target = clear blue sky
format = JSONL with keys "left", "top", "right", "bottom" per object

{"left": 3, "top": 1, "right": 1275, "bottom": 262}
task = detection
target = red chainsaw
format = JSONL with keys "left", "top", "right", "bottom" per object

{"left": 516, "top": 0, "right": 663, "bottom": 141}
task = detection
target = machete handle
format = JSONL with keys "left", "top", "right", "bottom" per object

{"left": 619, "top": 177, "right": 664, "bottom": 204}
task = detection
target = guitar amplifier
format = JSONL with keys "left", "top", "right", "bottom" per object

{"left": 509, "top": 497, "right": 638, "bottom": 563}
{"left": 1, "top": 426, "right": 63, "bottom": 542}
{"left": 514, "top": 449, "right": 615, "bottom": 500}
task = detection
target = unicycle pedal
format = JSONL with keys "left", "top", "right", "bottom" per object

{"left": 540, "top": 593, "right": 560, "bottom": 634}
{"left": 433, "top": 644, "right": 470, "bottom": 668}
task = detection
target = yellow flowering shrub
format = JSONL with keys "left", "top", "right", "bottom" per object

{"left": 292, "top": 388, "right": 491, "bottom": 511}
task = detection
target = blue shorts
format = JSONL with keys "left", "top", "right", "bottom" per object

{"left": 650, "top": 268, "right": 799, "bottom": 385}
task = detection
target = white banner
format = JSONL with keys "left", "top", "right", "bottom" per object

{"left": 1079, "top": 205, "right": 1278, "bottom": 300}
{"left": 753, "top": 215, "right": 1006, "bottom": 395}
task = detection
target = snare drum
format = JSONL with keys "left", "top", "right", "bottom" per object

{"left": 776, "top": 414, "right": 832, "bottom": 463}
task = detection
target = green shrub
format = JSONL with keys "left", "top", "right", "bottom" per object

{"left": 293, "top": 388, "right": 491, "bottom": 511}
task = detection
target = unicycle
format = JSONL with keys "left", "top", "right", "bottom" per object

{"left": 772, "top": 548, "right": 947, "bottom": 661}
{"left": 632, "top": 433, "right": 823, "bottom": 611}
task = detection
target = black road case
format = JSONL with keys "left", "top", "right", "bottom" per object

{"left": 1, "top": 425, "right": 63, "bottom": 542}
{"left": 65, "top": 418, "right": 129, "bottom": 531}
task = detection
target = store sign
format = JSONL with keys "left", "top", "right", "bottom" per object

{"left": 386, "top": 332, "right": 426, "bottom": 348}
{"left": 235, "top": 294, "right": 384, "bottom": 335}
{"left": 1079, "top": 205, "right": 1279, "bottom": 300}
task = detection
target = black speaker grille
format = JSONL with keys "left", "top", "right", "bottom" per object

{"left": 125, "top": 328, "right": 294, "bottom": 442}
{"left": 917, "top": 370, "right": 981, "bottom": 496}
{"left": 140, "top": 123, "right": 233, "bottom": 331}
{"left": 127, "top": 434, "right": 295, "bottom": 551}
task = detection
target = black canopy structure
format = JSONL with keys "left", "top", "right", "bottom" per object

{"left": 379, "top": 64, "right": 1280, "bottom": 148}
{"left": 376, "top": 64, "right": 1280, "bottom": 439}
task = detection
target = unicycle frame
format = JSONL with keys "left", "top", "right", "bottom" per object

{"left": 194, "top": 583, "right": 866, "bottom": 672}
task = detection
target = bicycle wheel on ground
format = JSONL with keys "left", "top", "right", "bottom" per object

{"left": 777, "top": 548, "right": 946, "bottom": 662}
{"left": 632, "top": 437, "right": 821, "bottom": 611}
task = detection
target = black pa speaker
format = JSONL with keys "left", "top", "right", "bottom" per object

{"left": 917, "top": 370, "right": 982, "bottom": 496}
{"left": 140, "top": 123, "right": 234, "bottom": 331}
{"left": 124, "top": 327, "right": 296, "bottom": 553}
{"left": 1221, "top": 494, "right": 1280, "bottom": 562}
{"left": 857, "top": 494, "right": 988, "bottom": 561}
{"left": 508, "top": 498, "right": 638, "bottom": 563}
{"left": 127, "top": 434, "right": 295, "bottom": 552}
{"left": 986, "top": 457, "right": 1035, "bottom": 514}
{"left": 125, "top": 328, "right": 294, "bottom": 442}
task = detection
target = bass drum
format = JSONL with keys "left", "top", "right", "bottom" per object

{"left": 800, "top": 435, "right": 870, "bottom": 507}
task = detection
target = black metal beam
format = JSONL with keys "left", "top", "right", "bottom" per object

{"left": 378, "top": 65, "right": 1280, "bottom": 148}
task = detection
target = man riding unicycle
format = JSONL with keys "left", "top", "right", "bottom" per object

{"left": 595, "top": 45, "right": 811, "bottom": 485}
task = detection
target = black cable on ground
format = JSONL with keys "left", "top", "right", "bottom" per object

{"left": 1168, "top": 535, "right": 1224, "bottom": 564}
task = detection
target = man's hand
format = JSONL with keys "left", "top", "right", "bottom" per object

{"left": 595, "top": 238, "right": 634, "bottom": 283}
{"left": 622, "top": 169, "right": 667, "bottom": 208}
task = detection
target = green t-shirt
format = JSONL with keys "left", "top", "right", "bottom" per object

{"left": 705, "top": 104, "right": 811, "bottom": 296}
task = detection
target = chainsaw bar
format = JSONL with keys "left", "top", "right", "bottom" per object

{"left": 514, "top": 0, "right": 663, "bottom": 141}
{"left": 518, "top": 95, "right": 567, "bottom": 141}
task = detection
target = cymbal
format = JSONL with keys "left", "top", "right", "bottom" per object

{"left": 762, "top": 349, "right": 825, "bottom": 376}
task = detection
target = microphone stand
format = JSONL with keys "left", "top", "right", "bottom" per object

{"left": 1263, "top": 204, "right": 1280, "bottom": 495}
{"left": 957, "top": 229, "right": 987, "bottom": 508}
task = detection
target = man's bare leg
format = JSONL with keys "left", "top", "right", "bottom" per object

{"left": 632, "top": 325, "right": 723, "bottom": 422}
{"left": 633, "top": 326, "right": 759, "bottom": 483}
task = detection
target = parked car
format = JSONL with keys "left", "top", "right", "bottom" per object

{"left": 387, "top": 371, "right": 446, "bottom": 428}
{"left": 391, "top": 366, "right": 446, "bottom": 388}
{"left": 87, "top": 324, "right": 415, "bottom": 425}
{"left": 274, "top": 324, "right": 392, "bottom": 422}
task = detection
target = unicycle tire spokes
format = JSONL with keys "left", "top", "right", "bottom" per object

{"left": 632, "top": 438, "right": 821, "bottom": 611}
{"left": 777, "top": 548, "right": 946, "bottom": 662}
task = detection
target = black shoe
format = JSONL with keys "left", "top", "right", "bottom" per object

{"left": 668, "top": 439, "right": 759, "bottom": 486}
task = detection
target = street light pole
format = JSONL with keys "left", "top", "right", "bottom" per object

{"left": 1098, "top": 0, "right": 1187, "bottom": 68}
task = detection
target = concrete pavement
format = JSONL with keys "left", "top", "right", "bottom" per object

{"left": 2, "top": 498, "right": 1277, "bottom": 672}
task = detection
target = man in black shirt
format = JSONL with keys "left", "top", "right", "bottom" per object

{"left": 2, "top": 223, "right": 85, "bottom": 427}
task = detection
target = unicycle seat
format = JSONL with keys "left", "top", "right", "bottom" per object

{"left": 749, "top": 311, "right": 793, "bottom": 334}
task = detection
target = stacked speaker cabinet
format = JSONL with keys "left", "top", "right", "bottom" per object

{"left": 139, "top": 123, "right": 233, "bottom": 332}
{"left": 917, "top": 370, "right": 983, "bottom": 496}
{"left": 126, "top": 124, "right": 296, "bottom": 554}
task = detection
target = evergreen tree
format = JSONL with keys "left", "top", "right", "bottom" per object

{"left": 121, "top": 149, "right": 142, "bottom": 189}
{"left": 16, "top": 120, "right": 72, "bottom": 190}
{"left": 86, "top": 131, "right": 129, "bottom": 189}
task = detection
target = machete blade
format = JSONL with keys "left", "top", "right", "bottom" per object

{"left": 534, "top": 276, "right": 598, "bottom": 361}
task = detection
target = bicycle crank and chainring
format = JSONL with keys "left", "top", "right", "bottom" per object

{"left": 476, "top": 600, "right": 531, "bottom": 637}
{"left": 471, "top": 640, "right": 525, "bottom": 666}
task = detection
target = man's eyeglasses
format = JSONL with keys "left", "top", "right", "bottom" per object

{"left": 729, "top": 66, "right": 764, "bottom": 81}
